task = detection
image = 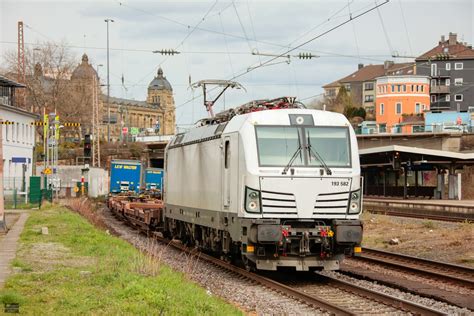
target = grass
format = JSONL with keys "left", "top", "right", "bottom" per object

{"left": 0, "top": 205, "right": 241, "bottom": 315}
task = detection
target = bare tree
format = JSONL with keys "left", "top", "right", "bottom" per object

{"left": 2, "top": 41, "right": 77, "bottom": 116}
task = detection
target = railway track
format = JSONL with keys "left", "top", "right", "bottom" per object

{"left": 359, "top": 248, "right": 474, "bottom": 287}
{"left": 106, "top": 204, "right": 447, "bottom": 315}
{"left": 152, "top": 233, "right": 447, "bottom": 315}
{"left": 367, "top": 209, "right": 473, "bottom": 223}
{"left": 342, "top": 247, "right": 474, "bottom": 310}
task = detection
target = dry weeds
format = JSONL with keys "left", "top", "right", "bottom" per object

{"left": 362, "top": 212, "right": 474, "bottom": 267}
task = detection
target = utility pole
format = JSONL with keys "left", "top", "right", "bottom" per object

{"left": 92, "top": 73, "right": 101, "bottom": 167}
{"left": 17, "top": 21, "right": 26, "bottom": 109}
{"left": 105, "top": 18, "right": 114, "bottom": 142}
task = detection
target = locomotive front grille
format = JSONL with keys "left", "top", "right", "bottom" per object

{"left": 261, "top": 190, "right": 298, "bottom": 216}
{"left": 314, "top": 191, "right": 349, "bottom": 214}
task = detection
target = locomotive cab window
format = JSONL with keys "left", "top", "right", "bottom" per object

{"left": 255, "top": 126, "right": 351, "bottom": 168}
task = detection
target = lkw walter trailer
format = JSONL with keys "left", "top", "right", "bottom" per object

{"left": 164, "top": 97, "right": 363, "bottom": 271}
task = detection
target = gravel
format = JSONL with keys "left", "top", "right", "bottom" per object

{"left": 98, "top": 207, "right": 326, "bottom": 315}
{"left": 98, "top": 206, "right": 472, "bottom": 315}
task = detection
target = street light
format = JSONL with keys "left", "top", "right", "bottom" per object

{"left": 104, "top": 18, "right": 114, "bottom": 142}
{"left": 96, "top": 64, "right": 103, "bottom": 78}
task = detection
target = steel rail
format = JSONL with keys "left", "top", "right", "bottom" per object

{"left": 358, "top": 248, "right": 474, "bottom": 288}
{"left": 367, "top": 209, "right": 473, "bottom": 223}
{"left": 106, "top": 201, "right": 448, "bottom": 315}
{"left": 150, "top": 233, "right": 353, "bottom": 315}
{"left": 318, "top": 274, "right": 446, "bottom": 316}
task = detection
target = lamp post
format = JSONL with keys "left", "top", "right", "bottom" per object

{"left": 104, "top": 18, "right": 114, "bottom": 142}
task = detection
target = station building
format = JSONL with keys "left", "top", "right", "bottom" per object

{"left": 0, "top": 75, "right": 38, "bottom": 201}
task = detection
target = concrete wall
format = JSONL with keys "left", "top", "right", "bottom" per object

{"left": 36, "top": 166, "right": 109, "bottom": 198}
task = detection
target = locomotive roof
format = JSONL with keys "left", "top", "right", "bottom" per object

{"left": 169, "top": 108, "right": 350, "bottom": 148}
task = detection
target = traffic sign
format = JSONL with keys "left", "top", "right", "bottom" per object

{"left": 130, "top": 127, "right": 139, "bottom": 135}
{"left": 44, "top": 168, "right": 52, "bottom": 175}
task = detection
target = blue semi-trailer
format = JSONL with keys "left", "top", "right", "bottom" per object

{"left": 144, "top": 168, "right": 164, "bottom": 191}
{"left": 110, "top": 160, "right": 142, "bottom": 194}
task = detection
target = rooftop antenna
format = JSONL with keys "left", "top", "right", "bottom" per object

{"left": 190, "top": 79, "right": 245, "bottom": 117}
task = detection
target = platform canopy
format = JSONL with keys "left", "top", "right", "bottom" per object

{"left": 359, "top": 145, "right": 474, "bottom": 169}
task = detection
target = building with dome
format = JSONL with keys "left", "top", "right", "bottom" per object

{"left": 67, "top": 53, "right": 176, "bottom": 142}
{"left": 102, "top": 66, "right": 176, "bottom": 141}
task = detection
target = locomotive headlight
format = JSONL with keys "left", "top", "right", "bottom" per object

{"left": 348, "top": 189, "right": 361, "bottom": 214}
{"left": 245, "top": 187, "right": 261, "bottom": 213}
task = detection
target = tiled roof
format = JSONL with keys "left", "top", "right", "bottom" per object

{"left": 322, "top": 62, "right": 415, "bottom": 88}
{"left": 416, "top": 42, "right": 474, "bottom": 61}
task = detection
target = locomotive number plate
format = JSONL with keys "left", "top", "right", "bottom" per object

{"left": 331, "top": 181, "right": 349, "bottom": 186}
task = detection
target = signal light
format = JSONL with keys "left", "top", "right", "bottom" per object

{"left": 84, "top": 134, "right": 92, "bottom": 158}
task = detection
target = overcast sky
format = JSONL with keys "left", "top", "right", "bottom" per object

{"left": 1, "top": 0, "right": 472, "bottom": 127}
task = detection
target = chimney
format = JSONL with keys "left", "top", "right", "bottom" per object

{"left": 439, "top": 35, "right": 445, "bottom": 44}
{"left": 448, "top": 32, "right": 457, "bottom": 46}
{"left": 358, "top": 63, "right": 364, "bottom": 70}
{"left": 384, "top": 60, "right": 394, "bottom": 70}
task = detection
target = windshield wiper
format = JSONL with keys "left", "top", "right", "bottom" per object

{"left": 282, "top": 137, "right": 303, "bottom": 175}
{"left": 307, "top": 131, "right": 332, "bottom": 175}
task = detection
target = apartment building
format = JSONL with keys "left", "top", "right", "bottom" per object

{"left": 323, "top": 61, "right": 415, "bottom": 119}
{"left": 416, "top": 33, "right": 474, "bottom": 112}
{"left": 375, "top": 75, "right": 430, "bottom": 133}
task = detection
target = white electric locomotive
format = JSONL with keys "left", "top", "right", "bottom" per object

{"left": 164, "top": 97, "right": 363, "bottom": 271}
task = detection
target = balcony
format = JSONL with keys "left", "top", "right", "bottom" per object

{"left": 430, "top": 86, "right": 450, "bottom": 94}
{"left": 430, "top": 101, "right": 451, "bottom": 110}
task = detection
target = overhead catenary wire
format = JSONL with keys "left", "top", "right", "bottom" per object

{"left": 398, "top": 0, "right": 413, "bottom": 57}
{"left": 174, "top": 0, "right": 390, "bottom": 110}
{"left": 348, "top": 0, "right": 361, "bottom": 64}
{"left": 375, "top": 0, "right": 395, "bottom": 56}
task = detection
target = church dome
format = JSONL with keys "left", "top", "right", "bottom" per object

{"left": 71, "top": 53, "right": 98, "bottom": 80}
{"left": 148, "top": 67, "right": 172, "bottom": 91}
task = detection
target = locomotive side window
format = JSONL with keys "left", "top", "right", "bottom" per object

{"left": 224, "top": 140, "right": 230, "bottom": 169}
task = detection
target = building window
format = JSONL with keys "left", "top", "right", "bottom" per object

{"left": 431, "top": 63, "right": 437, "bottom": 76}
{"left": 402, "top": 85, "right": 406, "bottom": 92}
{"left": 421, "top": 85, "right": 424, "bottom": 92}
{"left": 431, "top": 95, "right": 437, "bottom": 103}
{"left": 422, "top": 104, "right": 427, "bottom": 111}
{"left": 364, "top": 82, "right": 374, "bottom": 91}
{"left": 396, "top": 102, "right": 402, "bottom": 114}
{"left": 454, "top": 62, "right": 463, "bottom": 70}
{"left": 454, "top": 78, "right": 463, "bottom": 86}
{"left": 344, "top": 84, "right": 351, "bottom": 92}
{"left": 431, "top": 79, "right": 436, "bottom": 87}
{"left": 415, "top": 103, "right": 420, "bottom": 113}
{"left": 380, "top": 103, "right": 384, "bottom": 115}
{"left": 391, "top": 84, "right": 395, "bottom": 92}
{"left": 446, "top": 63, "right": 451, "bottom": 70}
{"left": 446, "top": 79, "right": 450, "bottom": 86}
{"left": 364, "top": 95, "right": 374, "bottom": 102}
{"left": 446, "top": 95, "right": 451, "bottom": 102}
{"left": 454, "top": 94, "right": 463, "bottom": 101}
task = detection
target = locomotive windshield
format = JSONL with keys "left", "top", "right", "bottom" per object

{"left": 255, "top": 126, "right": 351, "bottom": 168}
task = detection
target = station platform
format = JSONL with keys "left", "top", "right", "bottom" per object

{"left": 363, "top": 197, "right": 474, "bottom": 221}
